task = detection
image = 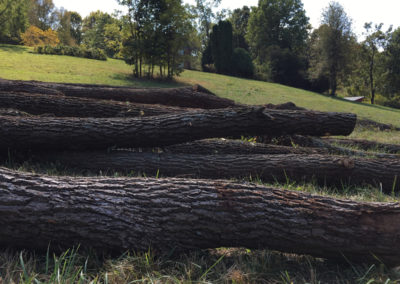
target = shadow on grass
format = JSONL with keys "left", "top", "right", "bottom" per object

{"left": 110, "top": 73, "right": 189, "bottom": 88}
{"left": 0, "top": 44, "right": 27, "bottom": 54}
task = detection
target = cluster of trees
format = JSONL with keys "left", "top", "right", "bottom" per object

{"left": 200, "top": 0, "right": 400, "bottom": 106}
{"left": 1, "top": 0, "right": 400, "bottom": 104}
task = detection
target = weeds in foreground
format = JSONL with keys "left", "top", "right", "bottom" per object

{"left": 1, "top": 247, "right": 400, "bottom": 283}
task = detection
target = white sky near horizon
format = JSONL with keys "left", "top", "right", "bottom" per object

{"left": 53, "top": 0, "right": 400, "bottom": 39}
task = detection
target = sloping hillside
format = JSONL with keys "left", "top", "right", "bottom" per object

{"left": 1, "top": 44, "right": 400, "bottom": 127}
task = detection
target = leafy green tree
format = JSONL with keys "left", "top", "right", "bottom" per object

{"left": 119, "top": 0, "right": 194, "bottom": 79}
{"left": 210, "top": 20, "right": 233, "bottom": 74}
{"left": 28, "top": 0, "right": 57, "bottom": 30}
{"left": 0, "top": 0, "right": 29, "bottom": 43}
{"left": 82, "top": 11, "right": 113, "bottom": 50}
{"left": 247, "top": 0, "right": 309, "bottom": 57}
{"left": 382, "top": 27, "right": 400, "bottom": 98}
{"left": 193, "top": 0, "right": 221, "bottom": 47}
{"left": 310, "top": 2, "right": 354, "bottom": 96}
{"left": 69, "top": 12, "right": 82, "bottom": 45}
{"left": 229, "top": 6, "right": 250, "bottom": 50}
{"left": 361, "top": 23, "right": 390, "bottom": 104}
{"left": 231, "top": 47, "right": 254, "bottom": 77}
{"left": 246, "top": 0, "right": 309, "bottom": 86}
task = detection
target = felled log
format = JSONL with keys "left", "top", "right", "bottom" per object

{"left": 0, "top": 108, "right": 31, "bottom": 117}
{"left": 357, "top": 118, "right": 400, "bottom": 131}
{"left": 0, "top": 107, "right": 357, "bottom": 152}
{"left": 0, "top": 91, "right": 187, "bottom": 117}
{"left": 37, "top": 152, "right": 400, "bottom": 192}
{"left": 0, "top": 78, "right": 236, "bottom": 109}
{"left": 161, "top": 139, "right": 329, "bottom": 155}
{"left": 1, "top": 167, "right": 400, "bottom": 265}
{"left": 324, "top": 138, "right": 400, "bottom": 154}
{"left": 266, "top": 135, "right": 400, "bottom": 159}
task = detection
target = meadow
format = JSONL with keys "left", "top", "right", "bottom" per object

{"left": 1, "top": 44, "right": 400, "bottom": 283}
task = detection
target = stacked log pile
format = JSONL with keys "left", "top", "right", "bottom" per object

{"left": 1, "top": 78, "right": 400, "bottom": 265}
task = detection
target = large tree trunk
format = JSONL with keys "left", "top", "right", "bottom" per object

{"left": 0, "top": 107, "right": 357, "bottom": 152}
{"left": 161, "top": 139, "right": 330, "bottom": 155}
{"left": 1, "top": 167, "right": 400, "bottom": 265}
{"left": 0, "top": 91, "right": 187, "bottom": 117}
{"left": 264, "top": 135, "right": 400, "bottom": 159}
{"left": 324, "top": 138, "right": 400, "bottom": 154}
{"left": 163, "top": 139, "right": 400, "bottom": 159}
{"left": 36, "top": 152, "right": 400, "bottom": 193}
{"left": 0, "top": 78, "right": 236, "bottom": 109}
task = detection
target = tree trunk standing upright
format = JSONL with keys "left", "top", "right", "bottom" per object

{"left": 369, "top": 49, "right": 376, "bottom": 104}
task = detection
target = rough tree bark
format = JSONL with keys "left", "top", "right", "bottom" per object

{"left": 265, "top": 135, "right": 400, "bottom": 159}
{"left": 324, "top": 138, "right": 400, "bottom": 154}
{"left": 0, "top": 107, "right": 357, "bottom": 151}
{"left": 0, "top": 91, "right": 188, "bottom": 117}
{"left": 1, "top": 167, "right": 400, "bottom": 265}
{"left": 0, "top": 78, "right": 236, "bottom": 109}
{"left": 161, "top": 139, "right": 330, "bottom": 155}
{"left": 0, "top": 108, "right": 31, "bottom": 117}
{"left": 36, "top": 152, "right": 400, "bottom": 193}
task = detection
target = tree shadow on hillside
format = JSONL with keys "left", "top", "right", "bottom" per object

{"left": 110, "top": 73, "right": 189, "bottom": 88}
{"left": 0, "top": 44, "right": 27, "bottom": 54}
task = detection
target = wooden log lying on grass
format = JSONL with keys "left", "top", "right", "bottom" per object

{"left": 0, "top": 108, "right": 30, "bottom": 117}
{"left": 161, "top": 139, "right": 330, "bottom": 155}
{"left": 37, "top": 152, "right": 400, "bottom": 193}
{"left": 1, "top": 167, "right": 400, "bottom": 265}
{"left": 0, "top": 91, "right": 187, "bottom": 117}
{"left": 266, "top": 135, "right": 400, "bottom": 159}
{"left": 324, "top": 138, "right": 400, "bottom": 154}
{"left": 162, "top": 139, "right": 400, "bottom": 159}
{"left": 0, "top": 78, "right": 236, "bottom": 109}
{"left": 0, "top": 107, "right": 357, "bottom": 151}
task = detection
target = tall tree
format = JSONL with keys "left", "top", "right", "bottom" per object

{"left": 119, "top": 0, "right": 194, "bottom": 79}
{"left": 230, "top": 6, "right": 251, "bottom": 50}
{"left": 246, "top": 0, "right": 309, "bottom": 86}
{"left": 81, "top": 11, "right": 113, "bottom": 50}
{"left": 382, "top": 27, "right": 400, "bottom": 98}
{"left": 28, "top": 0, "right": 57, "bottom": 30}
{"left": 194, "top": 0, "right": 221, "bottom": 47}
{"left": 69, "top": 11, "right": 82, "bottom": 45}
{"left": 56, "top": 8, "right": 74, "bottom": 45}
{"left": 0, "top": 0, "right": 28, "bottom": 43}
{"left": 210, "top": 20, "right": 233, "bottom": 74}
{"left": 361, "top": 23, "right": 390, "bottom": 104}
{"left": 315, "top": 2, "right": 353, "bottom": 96}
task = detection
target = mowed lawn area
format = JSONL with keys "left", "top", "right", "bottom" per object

{"left": 1, "top": 43, "right": 400, "bottom": 127}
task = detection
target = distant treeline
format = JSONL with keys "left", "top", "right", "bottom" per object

{"left": 1, "top": 0, "right": 400, "bottom": 106}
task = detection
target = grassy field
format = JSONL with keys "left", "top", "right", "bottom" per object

{"left": 1, "top": 44, "right": 400, "bottom": 128}
{"left": 2, "top": 44, "right": 400, "bottom": 283}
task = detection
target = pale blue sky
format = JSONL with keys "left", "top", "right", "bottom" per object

{"left": 53, "top": 0, "right": 400, "bottom": 38}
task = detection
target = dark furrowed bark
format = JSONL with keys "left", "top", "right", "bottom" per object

{"left": 0, "top": 91, "right": 188, "bottom": 117}
{"left": 161, "top": 139, "right": 330, "bottom": 155}
{"left": 0, "top": 107, "right": 357, "bottom": 152}
{"left": 0, "top": 78, "right": 236, "bottom": 109}
{"left": 35, "top": 152, "right": 400, "bottom": 192}
{"left": 1, "top": 167, "right": 400, "bottom": 265}
{"left": 265, "top": 135, "right": 400, "bottom": 159}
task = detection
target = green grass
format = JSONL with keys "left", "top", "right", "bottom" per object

{"left": 1, "top": 43, "right": 400, "bottom": 127}
{"left": 0, "top": 44, "right": 181, "bottom": 88}
{"left": 2, "top": 247, "right": 399, "bottom": 283}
